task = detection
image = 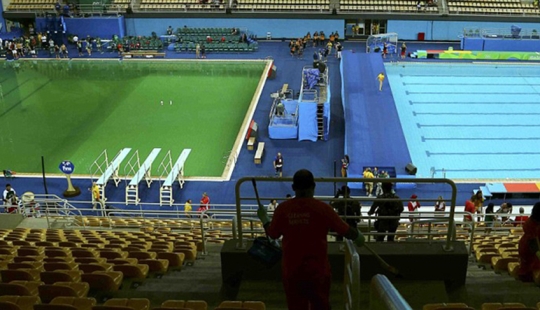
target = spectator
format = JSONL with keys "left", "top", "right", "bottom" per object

{"left": 514, "top": 207, "right": 529, "bottom": 227}
{"left": 340, "top": 155, "right": 349, "bottom": 177}
{"left": 400, "top": 42, "right": 407, "bottom": 59}
{"left": 473, "top": 190, "right": 484, "bottom": 222}
{"left": 3, "top": 184, "right": 17, "bottom": 206}
{"left": 206, "top": 36, "right": 212, "bottom": 43}
{"left": 198, "top": 192, "right": 210, "bottom": 212}
{"left": 375, "top": 170, "right": 389, "bottom": 197}
{"left": 484, "top": 203, "right": 496, "bottom": 234}
{"left": 416, "top": 0, "right": 422, "bottom": 11}
{"left": 76, "top": 40, "right": 83, "bottom": 57}
{"left": 331, "top": 185, "right": 362, "bottom": 241}
{"left": 267, "top": 199, "right": 278, "bottom": 212}
{"left": 497, "top": 202, "right": 513, "bottom": 223}
{"left": 336, "top": 42, "right": 343, "bottom": 59}
{"left": 434, "top": 195, "right": 446, "bottom": 214}
{"left": 407, "top": 194, "right": 420, "bottom": 222}
{"left": 200, "top": 44, "right": 206, "bottom": 58}
{"left": 274, "top": 152, "right": 284, "bottom": 177}
{"left": 518, "top": 202, "right": 540, "bottom": 282}
{"left": 60, "top": 43, "right": 68, "bottom": 58}
{"left": 362, "top": 167, "right": 374, "bottom": 197}
{"left": 195, "top": 43, "right": 201, "bottom": 59}
{"left": 257, "top": 169, "right": 365, "bottom": 310}
{"left": 91, "top": 182, "right": 101, "bottom": 210}
{"left": 368, "top": 182, "right": 404, "bottom": 242}
{"left": 184, "top": 199, "right": 192, "bottom": 218}
{"left": 313, "top": 31, "right": 319, "bottom": 47}
{"left": 86, "top": 36, "right": 92, "bottom": 56}
{"left": 464, "top": 196, "right": 476, "bottom": 222}
{"left": 166, "top": 26, "right": 173, "bottom": 35}
{"left": 382, "top": 42, "right": 388, "bottom": 58}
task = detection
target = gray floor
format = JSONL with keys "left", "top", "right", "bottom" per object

{"left": 14, "top": 218, "right": 540, "bottom": 309}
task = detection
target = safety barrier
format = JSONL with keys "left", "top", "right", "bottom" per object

{"left": 369, "top": 274, "right": 413, "bottom": 310}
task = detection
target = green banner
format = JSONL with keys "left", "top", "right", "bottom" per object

{"left": 439, "top": 51, "right": 540, "bottom": 61}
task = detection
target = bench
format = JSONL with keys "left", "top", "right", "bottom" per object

{"left": 126, "top": 148, "right": 161, "bottom": 205}
{"left": 160, "top": 149, "right": 192, "bottom": 206}
{"left": 121, "top": 51, "right": 166, "bottom": 58}
{"left": 96, "top": 148, "right": 132, "bottom": 199}
{"left": 254, "top": 142, "right": 265, "bottom": 164}
{"left": 247, "top": 137, "right": 256, "bottom": 151}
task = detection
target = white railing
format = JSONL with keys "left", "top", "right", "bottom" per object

{"left": 369, "top": 274, "right": 413, "bottom": 310}
{"left": 344, "top": 238, "right": 360, "bottom": 310}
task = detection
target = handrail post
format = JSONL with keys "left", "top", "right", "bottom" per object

{"left": 232, "top": 215, "right": 237, "bottom": 240}
{"left": 234, "top": 180, "right": 246, "bottom": 249}
{"left": 199, "top": 215, "right": 207, "bottom": 255}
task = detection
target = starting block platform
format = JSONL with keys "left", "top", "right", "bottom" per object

{"left": 92, "top": 148, "right": 132, "bottom": 201}
{"left": 125, "top": 148, "right": 162, "bottom": 205}
{"left": 159, "top": 149, "right": 192, "bottom": 206}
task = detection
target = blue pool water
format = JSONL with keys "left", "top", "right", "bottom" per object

{"left": 385, "top": 62, "right": 540, "bottom": 180}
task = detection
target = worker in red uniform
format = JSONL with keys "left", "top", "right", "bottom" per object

{"left": 257, "top": 169, "right": 365, "bottom": 310}
{"left": 464, "top": 196, "right": 476, "bottom": 222}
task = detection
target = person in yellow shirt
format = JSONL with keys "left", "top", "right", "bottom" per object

{"left": 377, "top": 72, "right": 385, "bottom": 91}
{"left": 363, "top": 168, "right": 375, "bottom": 197}
{"left": 91, "top": 182, "right": 101, "bottom": 210}
{"left": 184, "top": 199, "right": 193, "bottom": 218}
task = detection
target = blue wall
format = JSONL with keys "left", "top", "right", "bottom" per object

{"left": 388, "top": 20, "right": 540, "bottom": 41}
{"left": 125, "top": 18, "right": 343, "bottom": 38}
{"left": 36, "top": 16, "right": 125, "bottom": 38}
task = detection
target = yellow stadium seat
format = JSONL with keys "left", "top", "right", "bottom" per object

{"left": 81, "top": 271, "right": 123, "bottom": 293}
{"left": 48, "top": 296, "right": 97, "bottom": 310}
{"left": 38, "top": 282, "right": 89, "bottom": 303}
{"left": 0, "top": 281, "right": 43, "bottom": 296}
{"left": 423, "top": 304, "right": 470, "bottom": 310}
{"left": 161, "top": 300, "right": 208, "bottom": 310}
{"left": 103, "top": 298, "right": 150, "bottom": 310}
{"left": 0, "top": 296, "right": 40, "bottom": 310}
{"left": 1, "top": 269, "right": 41, "bottom": 282}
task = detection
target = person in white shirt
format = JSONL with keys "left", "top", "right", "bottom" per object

{"left": 267, "top": 199, "right": 278, "bottom": 212}
{"left": 3, "top": 184, "right": 16, "bottom": 205}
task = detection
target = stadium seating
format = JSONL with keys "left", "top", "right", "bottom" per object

{"left": 34, "top": 297, "right": 97, "bottom": 310}
{"left": 216, "top": 301, "right": 266, "bottom": 309}
{"left": 38, "top": 282, "right": 90, "bottom": 303}
{"left": 0, "top": 296, "right": 40, "bottom": 310}
{"left": 100, "top": 298, "right": 150, "bottom": 310}
{"left": 6, "top": 0, "right": 55, "bottom": 11}
{"left": 339, "top": 0, "right": 438, "bottom": 13}
{"left": 160, "top": 300, "right": 208, "bottom": 310}
{"left": 447, "top": 0, "right": 539, "bottom": 15}
{"left": 234, "top": 0, "right": 330, "bottom": 12}
{"left": 423, "top": 304, "right": 472, "bottom": 310}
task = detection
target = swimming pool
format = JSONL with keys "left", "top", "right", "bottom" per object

{"left": 385, "top": 62, "right": 540, "bottom": 180}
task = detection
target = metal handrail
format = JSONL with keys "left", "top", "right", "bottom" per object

{"left": 344, "top": 238, "right": 360, "bottom": 310}
{"left": 369, "top": 274, "right": 413, "bottom": 310}
{"left": 235, "top": 177, "right": 458, "bottom": 251}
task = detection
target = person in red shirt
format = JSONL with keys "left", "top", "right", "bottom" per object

{"left": 407, "top": 194, "right": 420, "bottom": 222}
{"left": 198, "top": 192, "right": 210, "bottom": 212}
{"left": 464, "top": 197, "right": 476, "bottom": 222}
{"left": 514, "top": 207, "right": 530, "bottom": 227}
{"left": 257, "top": 169, "right": 365, "bottom": 310}
{"left": 518, "top": 202, "right": 540, "bottom": 282}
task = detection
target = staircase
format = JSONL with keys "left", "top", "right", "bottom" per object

{"left": 316, "top": 83, "right": 327, "bottom": 140}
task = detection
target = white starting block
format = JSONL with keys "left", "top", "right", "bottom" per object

{"left": 125, "top": 148, "right": 161, "bottom": 205}
{"left": 93, "top": 148, "right": 132, "bottom": 200}
{"left": 159, "top": 149, "right": 191, "bottom": 206}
